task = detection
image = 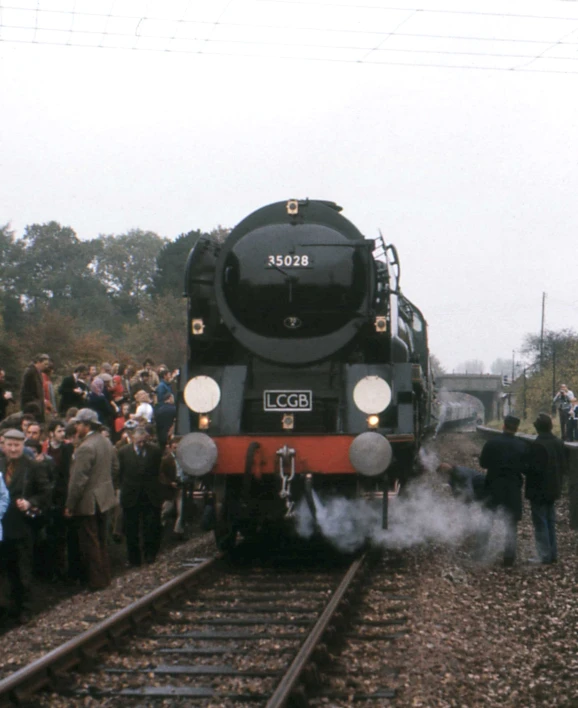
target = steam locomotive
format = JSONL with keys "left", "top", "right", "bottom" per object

{"left": 175, "top": 199, "right": 433, "bottom": 549}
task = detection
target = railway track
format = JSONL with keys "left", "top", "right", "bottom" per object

{"left": 0, "top": 541, "right": 411, "bottom": 706}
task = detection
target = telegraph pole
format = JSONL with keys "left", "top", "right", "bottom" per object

{"left": 540, "top": 292, "right": 546, "bottom": 369}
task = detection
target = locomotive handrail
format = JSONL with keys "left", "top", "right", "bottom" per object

{"left": 385, "top": 243, "right": 401, "bottom": 288}
{"left": 297, "top": 241, "right": 374, "bottom": 248}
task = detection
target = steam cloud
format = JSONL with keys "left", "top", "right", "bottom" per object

{"left": 294, "top": 446, "right": 507, "bottom": 559}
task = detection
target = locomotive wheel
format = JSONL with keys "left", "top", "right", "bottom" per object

{"left": 213, "top": 478, "right": 238, "bottom": 552}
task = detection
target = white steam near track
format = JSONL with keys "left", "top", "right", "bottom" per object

{"left": 295, "top": 446, "right": 507, "bottom": 559}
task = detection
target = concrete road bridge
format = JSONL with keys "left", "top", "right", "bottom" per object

{"left": 435, "top": 374, "right": 504, "bottom": 422}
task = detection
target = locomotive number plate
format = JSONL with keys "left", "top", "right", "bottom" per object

{"left": 263, "top": 390, "right": 312, "bottom": 412}
{"left": 267, "top": 254, "right": 311, "bottom": 268}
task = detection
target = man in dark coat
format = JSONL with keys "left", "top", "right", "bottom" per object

{"left": 0, "top": 429, "right": 51, "bottom": 623}
{"left": 58, "top": 364, "right": 89, "bottom": 415}
{"left": 480, "top": 415, "right": 529, "bottom": 566}
{"left": 118, "top": 427, "right": 163, "bottom": 566}
{"left": 526, "top": 413, "right": 566, "bottom": 564}
{"left": 44, "top": 419, "right": 79, "bottom": 580}
{"left": 20, "top": 354, "right": 51, "bottom": 423}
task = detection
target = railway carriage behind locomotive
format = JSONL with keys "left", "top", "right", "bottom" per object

{"left": 175, "top": 199, "right": 432, "bottom": 548}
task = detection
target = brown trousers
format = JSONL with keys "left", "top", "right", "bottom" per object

{"left": 76, "top": 511, "right": 111, "bottom": 590}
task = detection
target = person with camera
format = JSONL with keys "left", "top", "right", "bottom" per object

{"left": 0, "top": 428, "right": 51, "bottom": 623}
{"left": 552, "top": 384, "right": 574, "bottom": 440}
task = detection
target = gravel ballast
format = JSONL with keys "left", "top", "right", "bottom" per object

{"left": 389, "top": 432, "right": 578, "bottom": 708}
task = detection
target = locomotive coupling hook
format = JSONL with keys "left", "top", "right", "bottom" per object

{"left": 276, "top": 445, "right": 296, "bottom": 516}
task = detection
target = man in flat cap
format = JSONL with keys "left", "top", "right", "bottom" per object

{"left": 65, "top": 409, "right": 117, "bottom": 591}
{"left": 480, "top": 415, "right": 530, "bottom": 566}
{"left": 525, "top": 413, "right": 566, "bottom": 564}
{"left": 0, "top": 428, "right": 51, "bottom": 623}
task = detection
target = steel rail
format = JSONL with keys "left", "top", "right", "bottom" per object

{"left": 266, "top": 551, "right": 367, "bottom": 707}
{"left": 0, "top": 555, "right": 218, "bottom": 706}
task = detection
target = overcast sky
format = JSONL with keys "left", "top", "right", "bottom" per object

{"left": 1, "top": 0, "right": 577, "bottom": 372}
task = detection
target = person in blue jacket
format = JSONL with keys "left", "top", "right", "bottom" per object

{"left": 0, "top": 471, "right": 9, "bottom": 541}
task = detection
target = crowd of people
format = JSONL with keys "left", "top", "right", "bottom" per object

{"left": 0, "top": 355, "right": 187, "bottom": 625}
{"left": 0, "top": 354, "right": 571, "bottom": 621}
{"left": 439, "top": 412, "right": 566, "bottom": 568}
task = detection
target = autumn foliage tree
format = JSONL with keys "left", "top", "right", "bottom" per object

{"left": 122, "top": 294, "right": 187, "bottom": 370}
{"left": 513, "top": 329, "right": 578, "bottom": 421}
{"left": 0, "top": 219, "right": 221, "bottom": 392}
{"left": 5, "top": 309, "right": 116, "bottom": 371}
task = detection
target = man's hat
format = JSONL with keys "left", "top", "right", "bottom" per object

{"left": 124, "top": 419, "right": 139, "bottom": 431}
{"left": 71, "top": 408, "right": 99, "bottom": 424}
{"left": 2, "top": 428, "right": 26, "bottom": 440}
{"left": 504, "top": 415, "right": 520, "bottom": 429}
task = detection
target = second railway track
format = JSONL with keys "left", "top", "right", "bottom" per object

{"left": 0, "top": 540, "right": 412, "bottom": 707}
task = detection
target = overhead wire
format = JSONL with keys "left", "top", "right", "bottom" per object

{"left": 1, "top": 1, "right": 578, "bottom": 74}
{"left": 3, "top": 34, "right": 578, "bottom": 74}
{"left": 169, "top": 0, "right": 193, "bottom": 46}
{"left": 133, "top": 0, "right": 150, "bottom": 50}
{"left": 257, "top": 0, "right": 578, "bottom": 22}
{"left": 394, "top": 32, "right": 578, "bottom": 45}
{"left": 31, "top": 0, "right": 38, "bottom": 43}
{"left": 512, "top": 25, "right": 578, "bottom": 69}
{"left": 2, "top": 3, "right": 578, "bottom": 40}
{"left": 99, "top": 1, "right": 116, "bottom": 49}
{"left": 360, "top": 8, "right": 416, "bottom": 62}
{"left": 67, "top": 0, "right": 75, "bottom": 46}
{"left": 201, "top": 0, "right": 235, "bottom": 52}
{"left": 5, "top": 21, "right": 578, "bottom": 62}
